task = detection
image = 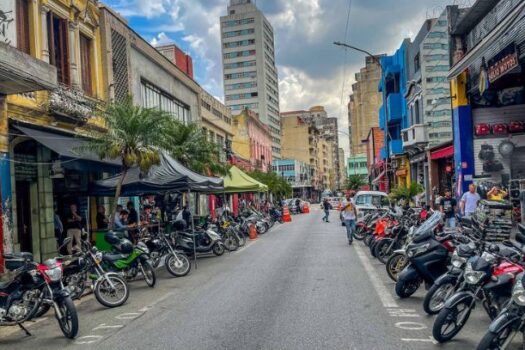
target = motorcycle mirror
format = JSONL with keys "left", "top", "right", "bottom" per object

{"left": 501, "top": 240, "right": 514, "bottom": 248}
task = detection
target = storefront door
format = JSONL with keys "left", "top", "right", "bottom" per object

{"left": 15, "top": 181, "right": 32, "bottom": 253}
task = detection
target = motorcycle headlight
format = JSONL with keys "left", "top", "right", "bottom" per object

{"left": 513, "top": 280, "right": 525, "bottom": 306}
{"left": 451, "top": 252, "right": 466, "bottom": 268}
{"left": 464, "top": 264, "right": 485, "bottom": 284}
{"left": 44, "top": 266, "right": 63, "bottom": 282}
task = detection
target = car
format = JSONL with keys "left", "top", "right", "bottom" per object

{"left": 353, "top": 191, "right": 390, "bottom": 221}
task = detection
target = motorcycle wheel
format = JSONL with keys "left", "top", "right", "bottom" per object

{"left": 94, "top": 274, "right": 129, "bottom": 308}
{"left": 395, "top": 278, "right": 421, "bottom": 298}
{"left": 165, "top": 253, "right": 191, "bottom": 277}
{"left": 386, "top": 253, "right": 407, "bottom": 282}
{"left": 150, "top": 252, "right": 162, "bottom": 269}
{"left": 223, "top": 235, "right": 239, "bottom": 251}
{"left": 432, "top": 300, "right": 472, "bottom": 343}
{"left": 476, "top": 323, "right": 517, "bottom": 350}
{"left": 212, "top": 243, "right": 225, "bottom": 256}
{"left": 236, "top": 232, "right": 247, "bottom": 247}
{"left": 55, "top": 296, "right": 79, "bottom": 339}
{"left": 364, "top": 234, "right": 373, "bottom": 247}
{"left": 353, "top": 226, "right": 366, "bottom": 240}
{"left": 369, "top": 240, "right": 378, "bottom": 257}
{"left": 256, "top": 224, "right": 267, "bottom": 235}
{"left": 423, "top": 281, "right": 456, "bottom": 315}
{"left": 140, "top": 261, "right": 156, "bottom": 288}
{"left": 374, "top": 239, "right": 394, "bottom": 264}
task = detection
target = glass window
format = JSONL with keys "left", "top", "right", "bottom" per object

{"left": 141, "top": 80, "right": 191, "bottom": 123}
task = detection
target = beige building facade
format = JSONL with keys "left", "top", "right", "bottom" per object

{"left": 348, "top": 56, "right": 383, "bottom": 156}
{"left": 199, "top": 89, "right": 233, "bottom": 160}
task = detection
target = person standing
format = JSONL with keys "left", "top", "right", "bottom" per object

{"left": 66, "top": 204, "right": 83, "bottom": 254}
{"left": 96, "top": 205, "right": 109, "bottom": 229}
{"left": 487, "top": 185, "right": 508, "bottom": 201}
{"left": 127, "top": 201, "right": 139, "bottom": 243}
{"left": 322, "top": 198, "right": 330, "bottom": 222}
{"left": 342, "top": 193, "right": 357, "bottom": 245}
{"left": 440, "top": 189, "right": 457, "bottom": 228}
{"left": 54, "top": 209, "right": 64, "bottom": 248}
{"left": 460, "top": 184, "right": 481, "bottom": 218}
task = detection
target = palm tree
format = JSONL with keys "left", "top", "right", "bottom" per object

{"left": 162, "top": 120, "right": 229, "bottom": 176}
{"left": 345, "top": 174, "right": 367, "bottom": 191}
{"left": 85, "top": 97, "right": 172, "bottom": 215}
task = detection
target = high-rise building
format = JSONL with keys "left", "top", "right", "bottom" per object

{"left": 220, "top": 0, "right": 281, "bottom": 158}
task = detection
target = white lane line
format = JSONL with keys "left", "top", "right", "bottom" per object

{"left": 354, "top": 242, "right": 399, "bottom": 308}
{"left": 233, "top": 238, "right": 260, "bottom": 253}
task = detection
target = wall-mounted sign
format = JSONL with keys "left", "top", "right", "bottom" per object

{"left": 488, "top": 43, "right": 519, "bottom": 83}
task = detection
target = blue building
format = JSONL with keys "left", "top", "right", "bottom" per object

{"left": 272, "top": 159, "right": 313, "bottom": 200}
{"left": 378, "top": 39, "right": 411, "bottom": 187}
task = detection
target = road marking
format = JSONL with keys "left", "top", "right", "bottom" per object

{"left": 354, "top": 243, "right": 399, "bottom": 308}
{"left": 387, "top": 308, "right": 420, "bottom": 317}
{"left": 75, "top": 335, "right": 104, "bottom": 344}
{"left": 92, "top": 323, "right": 124, "bottom": 331}
{"left": 115, "top": 312, "right": 142, "bottom": 320}
{"left": 401, "top": 336, "right": 438, "bottom": 344}
{"left": 395, "top": 321, "right": 427, "bottom": 330}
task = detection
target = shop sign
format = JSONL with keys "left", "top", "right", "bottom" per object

{"left": 461, "top": 161, "right": 468, "bottom": 169}
{"left": 488, "top": 43, "right": 519, "bottom": 83}
{"left": 395, "top": 168, "right": 407, "bottom": 177}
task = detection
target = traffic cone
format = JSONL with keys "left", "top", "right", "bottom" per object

{"left": 303, "top": 202, "right": 310, "bottom": 214}
{"left": 249, "top": 223, "right": 258, "bottom": 240}
{"left": 282, "top": 205, "right": 292, "bottom": 222}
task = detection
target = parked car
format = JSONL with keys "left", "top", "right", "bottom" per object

{"left": 353, "top": 191, "right": 390, "bottom": 222}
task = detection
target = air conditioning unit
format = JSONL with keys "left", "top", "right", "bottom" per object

{"left": 50, "top": 160, "right": 65, "bottom": 179}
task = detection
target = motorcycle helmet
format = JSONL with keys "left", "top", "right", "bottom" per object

{"left": 115, "top": 239, "right": 134, "bottom": 254}
{"left": 173, "top": 219, "right": 187, "bottom": 231}
{"left": 104, "top": 231, "right": 123, "bottom": 245}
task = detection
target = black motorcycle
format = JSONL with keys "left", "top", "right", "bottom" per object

{"left": 141, "top": 228, "right": 191, "bottom": 277}
{"left": 395, "top": 212, "right": 452, "bottom": 298}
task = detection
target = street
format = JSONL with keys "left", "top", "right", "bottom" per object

{"left": 0, "top": 209, "right": 509, "bottom": 350}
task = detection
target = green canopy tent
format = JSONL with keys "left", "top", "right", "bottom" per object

{"left": 223, "top": 166, "right": 268, "bottom": 193}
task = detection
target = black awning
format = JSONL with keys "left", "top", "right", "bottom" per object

{"left": 15, "top": 125, "right": 121, "bottom": 167}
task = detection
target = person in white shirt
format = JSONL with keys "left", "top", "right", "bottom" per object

{"left": 342, "top": 192, "right": 357, "bottom": 245}
{"left": 460, "top": 184, "right": 481, "bottom": 218}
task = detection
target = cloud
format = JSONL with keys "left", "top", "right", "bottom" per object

{"left": 150, "top": 32, "right": 174, "bottom": 46}
{"left": 104, "top": 0, "right": 455, "bottom": 159}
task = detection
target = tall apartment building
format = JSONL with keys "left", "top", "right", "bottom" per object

{"left": 348, "top": 56, "right": 383, "bottom": 156}
{"left": 220, "top": 0, "right": 281, "bottom": 158}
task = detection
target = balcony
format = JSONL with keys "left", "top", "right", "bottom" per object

{"left": 386, "top": 93, "right": 402, "bottom": 124}
{"left": 379, "top": 105, "right": 385, "bottom": 129}
{"left": 48, "top": 84, "right": 97, "bottom": 124}
{"left": 0, "top": 42, "right": 57, "bottom": 94}
{"left": 389, "top": 139, "right": 403, "bottom": 156}
{"left": 402, "top": 124, "right": 428, "bottom": 149}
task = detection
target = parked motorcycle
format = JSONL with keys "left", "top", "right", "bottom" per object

{"left": 395, "top": 212, "right": 454, "bottom": 298}
{"left": 432, "top": 246, "right": 523, "bottom": 343}
{"left": 141, "top": 228, "right": 191, "bottom": 277}
{"left": 103, "top": 231, "right": 156, "bottom": 287}
{"left": 175, "top": 219, "right": 225, "bottom": 256}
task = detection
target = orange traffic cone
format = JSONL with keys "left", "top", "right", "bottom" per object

{"left": 303, "top": 202, "right": 310, "bottom": 214}
{"left": 249, "top": 223, "right": 258, "bottom": 240}
{"left": 282, "top": 205, "right": 292, "bottom": 222}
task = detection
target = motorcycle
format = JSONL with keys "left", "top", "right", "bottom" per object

{"left": 175, "top": 219, "right": 225, "bottom": 256}
{"left": 102, "top": 231, "right": 156, "bottom": 287}
{"left": 432, "top": 246, "right": 523, "bottom": 343}
{"left": 395, "top": 212, "right": 454, "bottom": 298}
{"left": 1, "top": 246, "right": 78, "bottom": 338}
{"left": 141, "top": 228, "right": 191, "bottom": 278}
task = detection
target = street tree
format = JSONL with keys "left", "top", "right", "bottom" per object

{"left": 247, "top": 170, "right": 292, "bottom": 199}
{"left": 389, "top": 182, "right": 424, "bottom": 205}
{"left": 345, "top": 174, "right": 367, "bottom": 191}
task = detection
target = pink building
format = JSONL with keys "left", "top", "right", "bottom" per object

{"left": 232, "top": 109, "right": 272, "bottom": 172}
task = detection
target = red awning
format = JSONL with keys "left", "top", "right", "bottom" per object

{"left": 431, "top": 145, "right": 454, "bottom": 160}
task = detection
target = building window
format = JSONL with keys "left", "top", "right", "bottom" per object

{"left": 225, "top": 82, "right": 257, "bottom": 90}
{"left": 201, "top": 100, "right": 211, "bottom": 111}
{"left": 47, "top": 13, "right": 70, "bottom": 85}
{"left": 223, "top": 39, "right": 255, "bottom": 48}
{"left": 223, "top": 18, "right": 255, "bottom": 27}
{"left": 414, "top": 53, "right": 420, "bottom": 73}
{"left": 224, "top": 71, "right": 256, "bottom": 80}
{"left": 141, "top": 80, "right": 191, "bottom": 123}
{"left": 223, "top": 50, "right": 256, "bottom": 59}
{"left": 222, "top": 28, "right": 255, "bottom": 38}
{"left": 16, "top": 0, "right": 30, "bottom": 54}
{"left": 225, "top": 92, "right": 258, "bottom": 101}
{"left": 414, "top": 99, "right": 420, "bottom": 124}
{"left": 224, "top": 60, "right": 256, "bottom": 70}
{"left": 79, "top": 34, "right": 93, "bottom": 95}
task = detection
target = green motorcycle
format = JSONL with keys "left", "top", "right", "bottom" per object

{"left": 102, "top": 232, "right": 156, "bottom": 288}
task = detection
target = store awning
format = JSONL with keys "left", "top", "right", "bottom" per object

{"left": 222, "top": 166, "right": 268, "bottom": 193}
{"left": 448, "top": 1, "right": 525, "bottom": 79}
{"left": 14, "top": 125, "right": 121, "bottom": 168}
{"left": 431, "top": 145, "right": 454, "bottom": 160}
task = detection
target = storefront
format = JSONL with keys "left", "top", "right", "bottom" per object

{"left": 428, "top": 141, "right": 455, "bottom": 206}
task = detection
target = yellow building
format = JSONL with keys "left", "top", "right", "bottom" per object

{"left": 1, "top": 0, "right": 107, "bottom": 261}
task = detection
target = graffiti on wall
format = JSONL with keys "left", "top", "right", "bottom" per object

{"left": 0, "top": 0, "right": 16, "bottom": 46}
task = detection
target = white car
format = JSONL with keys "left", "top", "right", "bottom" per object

{"left": 353, "top": 191, "right": 390, "bottom": 221}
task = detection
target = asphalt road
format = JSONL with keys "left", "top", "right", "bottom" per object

{"left": 1, "top": 208, "right": 523, "bottom": 349}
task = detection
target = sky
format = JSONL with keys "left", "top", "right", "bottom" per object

{"left": 103, "top": 0, "right": 471, "bottom": 159}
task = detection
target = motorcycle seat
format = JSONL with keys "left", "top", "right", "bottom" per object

{"left": 4, "top": 252, "right": 33, "bottom": 261}
{"left": 103, "top": 253, "right": 129, "bottom": 262}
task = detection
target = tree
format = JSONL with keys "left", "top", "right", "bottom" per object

{"left": 85, "top": 97, "right": 172, "bottom": 215}
{"left": 162, "top": 120, "right": 229, "bottom": 176}
{"left": 247, "top": 170, "right": 292, "bottom": 199}
{"left": 345, "top": 174, "right": 367, "bottom": 191}
{"left": 389, "top": 182, "right": 424, "bottom": 204}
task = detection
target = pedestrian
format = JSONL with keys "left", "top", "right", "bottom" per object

{"left": 460, "top": 184, "right": 481, "bottom": 218}
{"left": 96, "top": 205, "right": 109, "bottom": 229}
{"left": 322, "top": 198, "right": 330, "bottom": 222}
{"left": 342, "top": 192, "right": 357, "bottom": 245}
{"left": 487, "top": 185, "right": 508, "bottom": 201}
{"left": 440, "top": 189, "right": 457, "bottom": 228}
{"left": 127, "top": 201, "right": 139, "bottom": 243}
{"left": 54, "top": 208, "right": 64, "bottom": 248}
{"left": 66, "top": 204, "right": 83, "bottom": 254}
{"left": 113, "top": 204, "right": 123, "bottom": 228}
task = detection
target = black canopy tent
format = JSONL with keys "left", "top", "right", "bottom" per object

{"left": 91, "top": 152, "right": 224, "bottom": 268}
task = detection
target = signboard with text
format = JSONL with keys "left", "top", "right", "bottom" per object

{"left": 488, "top": 43, "right": 519, "bottom": 83}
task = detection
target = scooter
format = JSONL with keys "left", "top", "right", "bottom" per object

{"left": 395, "top": 212, "right": 454, "bottom": 298}
{"left": 174, "top": 219, "right": 225, "bottom": 256}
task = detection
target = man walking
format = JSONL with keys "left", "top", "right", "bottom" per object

{"left": 342, "top": 193, "right": 357, "bottom": 245}
{"left": 460, "top": 184, "right": 481, "bottom": 218}
{"left": 322, "top": 198, "right": 330, "bottom": 222}
{"left": 440, "top": 189, "right": 457, "bottom": 228}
